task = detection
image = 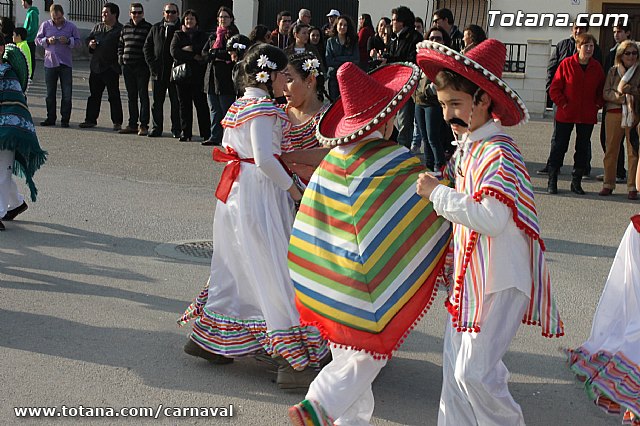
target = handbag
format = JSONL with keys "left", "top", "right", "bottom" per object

{"left": 170, "top": 62, "right": 190, "bottom": 82}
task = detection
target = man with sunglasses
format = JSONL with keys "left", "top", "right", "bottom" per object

{"left": 118, "top": 3, "right": 152, "bottom": 136}
{"left": 143, "top": 3, "right": 181, "bottom": 138}
{"left": 431, "top": 8, "right": 463, "bottom": 52}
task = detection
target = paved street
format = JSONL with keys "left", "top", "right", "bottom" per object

{"left": 0, "top": 60, "right": 635, "bottom": 425}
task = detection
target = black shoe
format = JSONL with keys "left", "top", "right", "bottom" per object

{"left": 171, "top": 130, "right": 180, "bottom": 139}
{"left": 79, "top": 121, "right": 97, "bottom": 128}
{"left": 183, "top": 339, "right": 233, "bottom": 364}
{"left": 40, "top": 120, "right": 55, "bottom": 126}
{"left": 536, "top": 165, "right": 550, "bottom": 175}
{"left": 2, "top": 201, "right": 27, "bottom": 221}
{"left": 201, "top": 139, "right": 221, "bottom": 146}
{"left": 570, "top": 179, "right": 585, "bottom": 195}
{"left": 0, "top": 220, "right": 4, "bottom": 231}
{"left": 61, "top": 122, "right": 69, "bottom": 128}
{"left": 179, "top": 135, "right": 191, "bottom": 142}
{"left": 547, "top": 168, "right": 559, "bottom": 194}
{"left": 147, "top": 131, "right": 162, "bottom": 138}
{"left": 616, "top": 176, "right": 626, "bottom": 184}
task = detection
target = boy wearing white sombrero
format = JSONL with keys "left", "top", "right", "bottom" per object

{"left": 415, "top": 39, "right": 564, "bottom": 425}
{"left": 287, "top": 61, "right": 452, "bottom": 425}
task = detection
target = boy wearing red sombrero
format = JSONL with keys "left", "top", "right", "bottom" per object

{"left": 287, "top": 61, "right": 452, "bottom": 425}
{"left": 415, "top": 39, "right": 564, "bottom": 425}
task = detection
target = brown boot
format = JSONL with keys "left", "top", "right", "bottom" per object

{"left": 277, "top": 364, "right": 318, "bottom": 390}
{"left": 183, "top": 339, "right": 234, "bottom": 364}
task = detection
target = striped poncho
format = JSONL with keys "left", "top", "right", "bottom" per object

{"left": 288, "top": 139, "right": 452, "bottom": 358}
{"left": 0, "top": 62, "right": 46, "bottom": 202}
{"left": 444, "top": 132, "right": 564, "bottom": 337}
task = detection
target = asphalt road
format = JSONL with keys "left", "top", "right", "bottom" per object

{"left": 0, "top": 60, "right": 635, "bottom": 425}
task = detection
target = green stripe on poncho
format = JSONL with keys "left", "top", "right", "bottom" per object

{"left": 0, "top": 61, "right": 47, "bottom": 202}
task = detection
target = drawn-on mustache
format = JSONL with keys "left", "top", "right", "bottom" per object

{"left": 447, "top": 117, "right": 469, "bottom": 127}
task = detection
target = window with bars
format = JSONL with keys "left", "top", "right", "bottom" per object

{"left": 426, "top": 0, "right": 490, "bottom": 32}
{"left": 0, "top": 0, "right": 14, "bottom": 20}
{"left": 68, "top": 0, "right": 104, "bottom": 23}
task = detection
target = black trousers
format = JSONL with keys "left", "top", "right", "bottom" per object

{"left": 122, "top": 63, "right": 150, "bottom": 128}
{"left": 175, "top": 82, "right": 210, "bottom": 139}
{"left": 150, "top": 76, "right": 181, "bottom": 135}
{"left": 548, "top": 121, "right": 594, "bottom": 175}
{"left": 85, "top": 69, "right": 123, "bottom": 125}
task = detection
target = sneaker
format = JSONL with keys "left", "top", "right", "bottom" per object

{"left": 582, "top": 173, "right": 592, "bottom": 180}
{"left": 277, "top": 363, "right": 318, "bottom": 390}
{"left": 183, "top": 339, "right": 234, "bottom": 364}
{"left": 2, "top": 201, "right": 27, "bottom": 221}
{"left": 118, "top": 126, "right": 138, "bottom": 134}
{"left": 410, "top": 145, "right": 421, "bottom": 154}
{"left": 288, "top": 399, "right": 333, "bottom": 426}
{"left": 596, "top": 174, "right": 604, "bottom": 181}
{"left": 113, "top": 123, "right": 122, "bottom": 131}
{"left": 79, "top": 121, "right": 96, "bottom": 128}
{"left": 138, "top": 126, "right": 148, "bottom": 136}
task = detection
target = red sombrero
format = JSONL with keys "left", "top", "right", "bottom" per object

{"left": 416, "top": 39, "right": 529, "bottom": 127}
{"left": 317, "top": 62, "right": 421, "bottom": 146}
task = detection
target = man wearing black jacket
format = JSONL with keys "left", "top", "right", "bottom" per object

{"left": 537, "top": 23, "right": 603, "bottom": 176}
{"left": 143, "top": 2, "right": 181, "bottom": 138}
{"left": 118, "top": 3, "right": 152, "bottom": 135}
{"left": 79, "top": 2, "right": 124, "bottom": 130}
{"left": 383, "top": 6, "right": 423, "bottom": 148}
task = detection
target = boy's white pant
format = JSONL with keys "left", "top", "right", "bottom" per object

{"left": 306, "top": 346, "right": 387, "bottom": 425}
{"left": 0, "top": 150, "right": 24, "bottom": 218}
{"left": 438, "top": 288, "right": 528, "bottom": 426}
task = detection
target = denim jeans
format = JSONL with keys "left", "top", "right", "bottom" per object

{"left": 44, "top": 65, "right": 73, "bottom": 124}
{"left": 415, "top": 103, "right": 446, "bottom": 170}
{"left": 122, "top": 63, "right": 150, "bottom": 128}
{"left": 207, "top": 93, "right": 235, "bottom": 143}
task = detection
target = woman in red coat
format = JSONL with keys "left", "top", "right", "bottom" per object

{"left": 547, "top": 33, "right": 604, "bottom": 195}
{"left": 357, "top": 14, "right": 375, "bottom": 70}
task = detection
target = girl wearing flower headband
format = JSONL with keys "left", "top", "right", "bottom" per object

{"left": 280, "top": 52, "right": 329, "bottom": 153}
{"left": 178, "top": 43, "right": 329, "bottom": 390}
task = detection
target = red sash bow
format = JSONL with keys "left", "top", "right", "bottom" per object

{"left": 632, "top": 214, "right": 640, "bottom": 234}
{"left": 213, "top": 147, "right": 256, "bottom": 203}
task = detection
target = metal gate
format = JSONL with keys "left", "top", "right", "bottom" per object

{"left": 425, "top": 0, "right": 490, "bottom": 32}
{"left": 258, "top": 0, "right": 359, "bottom": 30}
{"left": 68, "top": 0, "right": 103, "bottom": 23}
{"left": 0, "top": 0, "right": 13, "bottom": 20}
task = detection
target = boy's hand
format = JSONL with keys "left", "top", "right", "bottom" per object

{"left": 416, "top": 172, "right": 441, "bottom": 199}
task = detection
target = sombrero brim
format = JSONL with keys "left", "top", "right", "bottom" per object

{"left": 317, "top": 62, "right": 421, "bottom": 146}
{"left": 416, "top": 40, "right": 529, "bottom": 127}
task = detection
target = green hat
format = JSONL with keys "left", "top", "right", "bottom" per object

{"left": 3, "top": 44, "right": 29, "bottom": 93}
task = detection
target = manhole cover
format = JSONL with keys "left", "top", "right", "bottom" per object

{"left": 155, "top": 240, "right": 213, "bottom": 264}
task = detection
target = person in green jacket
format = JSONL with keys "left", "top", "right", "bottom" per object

{"left": 22, "top": 0, "right": 39, "bottom": 77}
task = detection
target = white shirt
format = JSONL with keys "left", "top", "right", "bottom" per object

{"left": 429, "top": 120, "right": 531, "bottom": 297}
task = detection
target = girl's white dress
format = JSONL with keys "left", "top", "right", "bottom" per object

{"left": 567, "top": 215, "right": 640, "bottom": 425}
{"left": 179, "top": 87, "right": 328, "bottom": 370}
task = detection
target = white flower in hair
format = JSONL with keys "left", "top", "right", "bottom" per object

{"left": 266, "top": 60, "right": 278, "bottom": 70}
{"left": 233, "top": 43, "right": 246, "bottom": 50}
{"left": 302, "top": 58, "right": 321, "bottom": 77}
{"left": 255, "top": 70, "right": 270, "bottom": 83}
{"left": 257, "top": 54, "right": 269, "bottom": 68}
